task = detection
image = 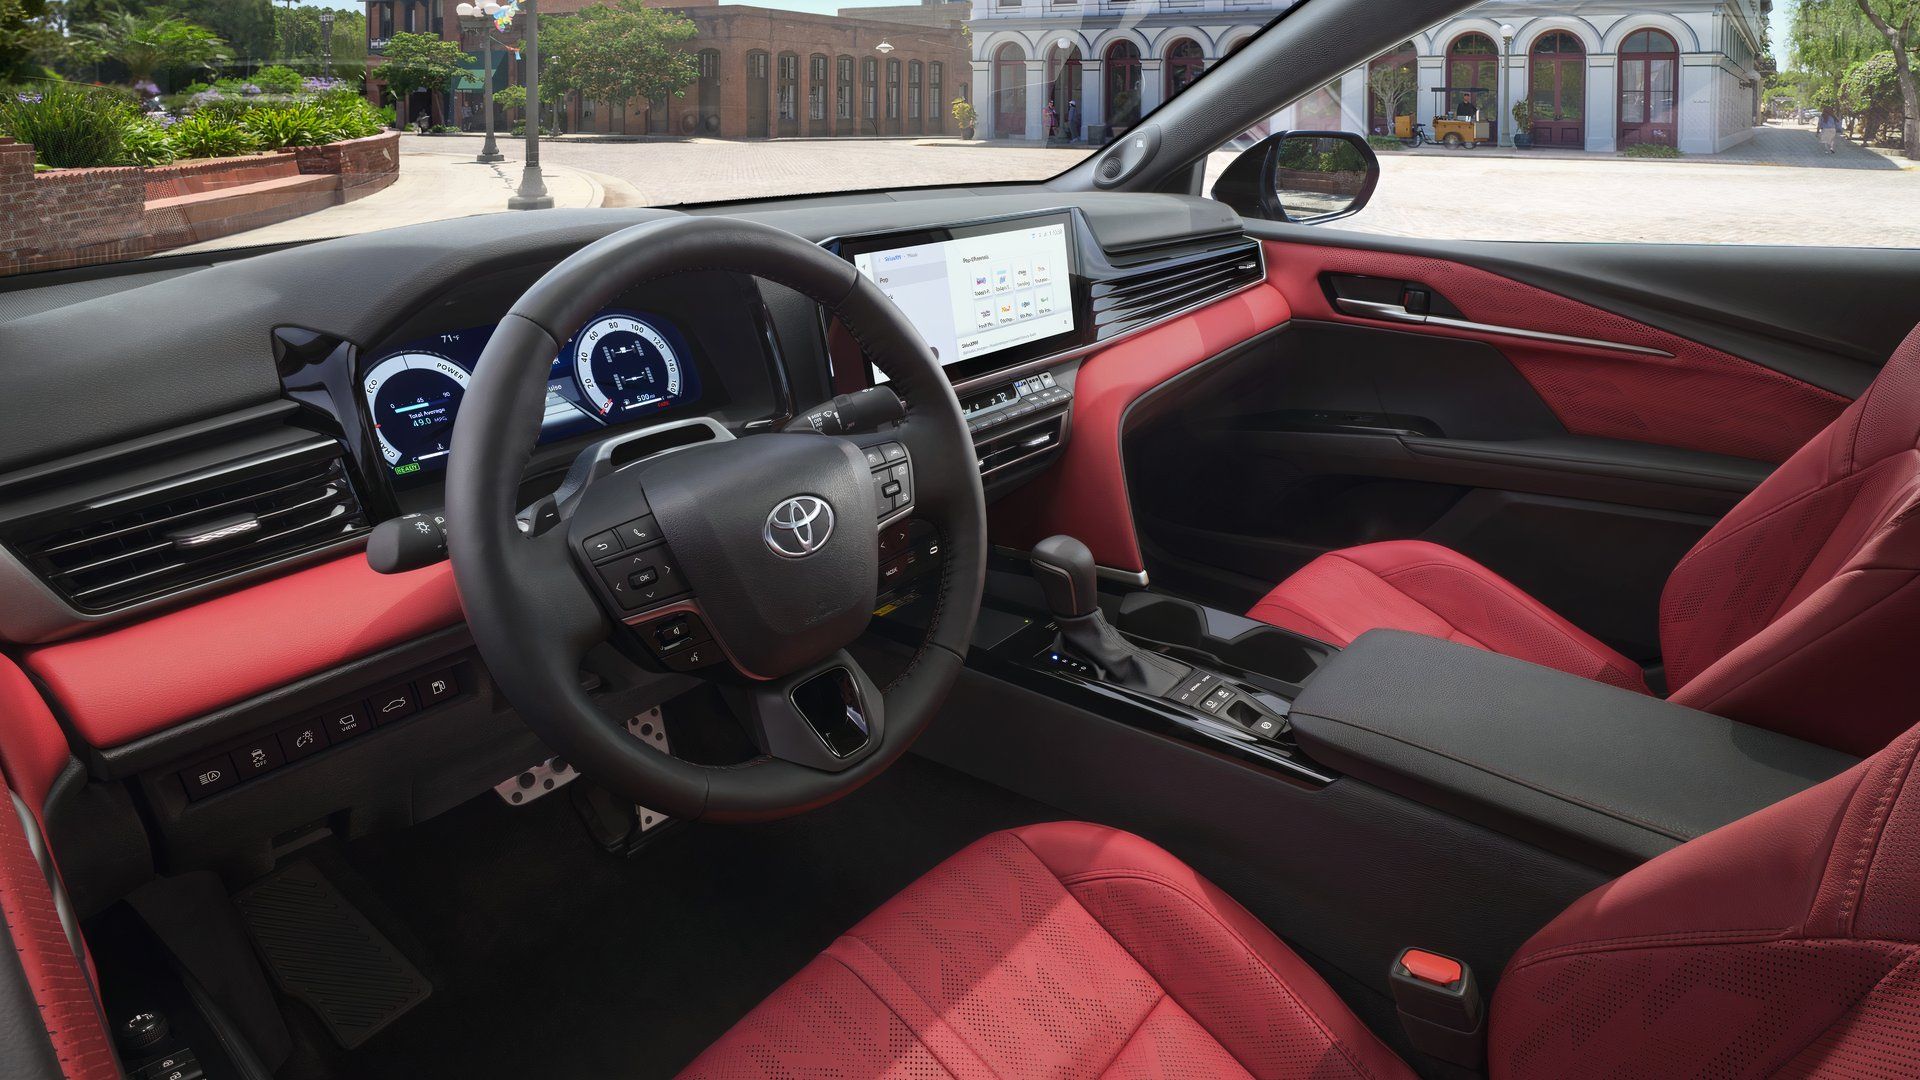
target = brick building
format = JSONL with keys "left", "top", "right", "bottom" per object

{"left": 365, "top": 0, "right": 970, "bottom": 138}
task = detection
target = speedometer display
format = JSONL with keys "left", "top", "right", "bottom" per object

{"left": 360, "top": 309, "right": 705, "bottom": 487}
{"left": 573, "top": 314, "right": 684, "bottom": 417}
{"left": 363, "top": 351, "right": 470, "bottom": 476}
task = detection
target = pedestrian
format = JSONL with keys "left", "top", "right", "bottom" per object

{"left": 1065, "top": 99, "right": 1080, "bottom": 142}
{"left": 1818, "top": 107, "right": 1841, "bottom": 154}
{"left": 1043, "top": 101, "right": 1057, "bottom": 139}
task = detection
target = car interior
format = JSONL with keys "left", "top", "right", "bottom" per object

{"left": 3, "top": 0, "right": 1920, "bottom": 1077}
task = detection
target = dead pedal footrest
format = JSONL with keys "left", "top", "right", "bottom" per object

{"left": 235, "top": 860, "right": 431, "bottom": 1049}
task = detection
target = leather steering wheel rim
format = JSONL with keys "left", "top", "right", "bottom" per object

{"left": 445, "top": 216, "right": 986, "bottom": 822}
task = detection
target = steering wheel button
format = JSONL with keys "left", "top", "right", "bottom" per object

{"left": 617, "top": 516, "right": 660, "bottom": 547}
{"left": 629, "top": 567, "right": 659, "bottom": 589}
{"left": 583, "top": 530, "right": 622, "bottom": 560}
{"left": 881, "top": 480, "right": 902, "bottom": 499}
{"left": 864, "top": 448, "right": 887, "bottom": 468}
{"left": 662, "top": 641, "right": 723, "bottom": 671}
{"left": 881, "top": 443, "right": 908, "bottom": 462}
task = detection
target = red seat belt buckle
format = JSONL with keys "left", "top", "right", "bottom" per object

{"left": 1389, "top": 947, "right": 1484, "bottom": 1069}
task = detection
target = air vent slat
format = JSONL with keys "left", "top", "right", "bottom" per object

{"left": 10, "top": 445, "right": 369, "bottom": 613}
{"left": 1093, "top": 238, "right": 1264, "bottom": 340}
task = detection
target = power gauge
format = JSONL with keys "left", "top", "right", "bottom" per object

{"left": 362, "top": 351, "right": 471, "bottom": 474}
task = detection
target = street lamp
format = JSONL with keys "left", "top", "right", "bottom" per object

{"left": 1498, "top": 22, "right": 1515, "bottom": 147}
{"left": 455, "top": 1, "right": 506, "bottom": 163}
{"left": 318, "top": 10, "right": 334, "bottom": 79}
{"left": 875, "top": 40, "right": 894, "bottom": 55}
{"left": 508, "top": 0, "right": 553, "bottom": 209}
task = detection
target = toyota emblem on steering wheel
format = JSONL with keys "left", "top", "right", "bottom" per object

{"left": 764, "top": 495, "right": 834, "bottom": 558}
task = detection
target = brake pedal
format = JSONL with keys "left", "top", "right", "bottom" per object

{"left": 493, "top": 708, "right": 673, "bottom": 831}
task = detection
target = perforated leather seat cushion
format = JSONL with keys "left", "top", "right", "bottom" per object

{"left": 679, "top": 821, "right": 1415, "bottom": 1079}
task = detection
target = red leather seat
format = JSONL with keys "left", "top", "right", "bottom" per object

{"left": 688, "top": 722, "right": 1920, "bottom": 1078}
{"left": 680, "top": 821, "right": 1416, "bottom": 1079}
{"left": 1250, "top": 323, "right": 1920, "bottom": 754}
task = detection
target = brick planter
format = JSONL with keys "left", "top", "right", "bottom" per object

{"left": 1, "top": 131, "right": 401, "bottom": 275}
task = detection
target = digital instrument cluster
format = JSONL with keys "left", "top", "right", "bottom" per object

{"left": 361, "top": 310, "right": 702, "bottom": 482}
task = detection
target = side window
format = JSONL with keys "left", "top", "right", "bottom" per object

{"left": 1209, "top": 8, "right": 1917, "bottom": 248}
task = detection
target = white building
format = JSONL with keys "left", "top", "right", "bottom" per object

{"left": 968, "top": 0, "right": 1768, "bottom": 154}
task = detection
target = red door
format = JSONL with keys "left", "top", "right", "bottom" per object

{"left": 1528, "top": 32, "right": 1585, "bottom": 147}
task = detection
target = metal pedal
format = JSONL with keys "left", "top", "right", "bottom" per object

{"left": 493, "top": 708, "right": 673, "bottom": 831}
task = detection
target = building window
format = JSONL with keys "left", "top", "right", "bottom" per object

{"left": 886, "top": 58, "right": 900, "bottom": 120}
{"left": 1528, "top": 31, "right": 1586, "bottom": 148}
{"left": 930, "top": 62, "right": 944, "bottom": 129}
{"left": 810, "top": 54, "right": 827, "bottom": 121}
{"left": 837, "top": 56, "right": 854, "bottom": 120}
{"left": 993, "top": 42, "right": 1027, "bottom": 137}
{"left": 698, "top": 49, "right": 718, "bottom": 79}
{"left": 376, "top": 1, "right": 393, "bottom": 38}
{"left": 1445, "top": 32, "right": 1498, "bottom": 118}
{"left": 1165, "top": 38, "right": 1203, "bottom": 99}
{"left": 1619, "top": 29, "right": 1678, "bottom": 147}
{"left": 863, "top": 57, "right": 878, "bottom": 122}
{"left": 778, "top": 51, "right": 798, "bottom": 122}
{"left": 908, "top": 60, "right": 922, "bottom": 119}
{"left": 1104, "top": 40, "right": 1141, "bottom": 129}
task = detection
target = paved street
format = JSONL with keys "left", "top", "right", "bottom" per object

{"left": 336, "top": 130, "right": 1918, "bottom": 250}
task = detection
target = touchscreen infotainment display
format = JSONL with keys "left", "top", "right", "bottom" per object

{"left": 849, "top": 216, "right": 1076, "bottom": 383}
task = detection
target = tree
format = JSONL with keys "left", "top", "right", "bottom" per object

{"left": 373, "top": 30, "right": 470, "bottom": 117}
{"left": 0, "top": 0, "right": 65, "bottom": 82}
{"left": 1366, "top": 65, "right": 1415, "bottom": 129}
{"left": 272, "top": 4, "right": 367, "bottom": 70}
{"left": 1852, "top": 0, "right": 1918, "bottom": 157}
{"left": 86, "top": 10, "right": 230, "bottom": 90}
{"left": 1842, "top": 50, "right": 1906, "bottom": 141}
{"left": 167, "top": 0, "right": 273, "bottom": 67}
{"left": 541, "top": 0, "right": 697, "bottom": 114}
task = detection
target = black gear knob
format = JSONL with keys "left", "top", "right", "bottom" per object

{"left": 1031, "top": 535, "right": 1097, "bottom": 618}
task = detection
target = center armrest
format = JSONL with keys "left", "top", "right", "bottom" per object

{"left": 1288, "top": 630, "right": 1859, "bottom": 871}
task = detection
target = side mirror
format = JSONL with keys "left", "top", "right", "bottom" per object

{"left": 1211, "top": 130, "right": 1380, "bottom": 225}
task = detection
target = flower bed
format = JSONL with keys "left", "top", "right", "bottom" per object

{"left": 1, "top": 131, "right": 400, "bottom": 275}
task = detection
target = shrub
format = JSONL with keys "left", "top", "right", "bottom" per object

{"left": 253, "top": 65, "right": 304, "bottom": 95}
{"left": 314, "top": 96, "right": 387, "bottom": 140}
{"left": 1623, "top": 142, "right": 1682, "bottom": 159}
{"left": 242, "top": 103, "right": 329, "bottom": 149}
{"left": 118, "top": 116, "right": 177, "bottom": 166}
{"left": 1366, "top": 134, "right": 1404, "bottom": 151}
{"left": 0, "top": 83, "right": 136, "bottom": 168}
{"left": 950, "top": 97, "right": 977, "bottom": 133}
{"left": 166, "top": 112, "right": 259, "bottom": 158}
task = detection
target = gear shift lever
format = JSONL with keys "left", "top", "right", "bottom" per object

{"left": 1030, "top": 535, "right": 1188, "bottom": 695}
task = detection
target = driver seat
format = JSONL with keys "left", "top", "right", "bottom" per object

{"left": 683, "top": 720, "right": 1920, "bottom": 1078}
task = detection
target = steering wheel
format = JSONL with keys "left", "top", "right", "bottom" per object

{"left": 444, "top": 217, "right": 986, "bottom": 822}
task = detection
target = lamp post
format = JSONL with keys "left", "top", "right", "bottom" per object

{"left": 455, "top": 1, "right": 506, "bottom": 163}
{"left": 319, "top": 10, "right": 334, "bottom": 79}
{"left": 1498, "top": 22, "right": 1515, "bottom": 147}
{"left": 508, "top": 0, "right": 553, "bottom": 209}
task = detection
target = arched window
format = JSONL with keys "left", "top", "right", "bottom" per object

{"left": 1165, "top": 38, "right": 1204, "bottom": 99}
{"left": 809, "top": 54, "right": 827, "bottom": 124}
{"left": 1619, "top": 29, "right": 1678, "bottom": 147}
{"left": 1528, "top": 31, "right": 1586, "bottom": 147}
{"left": 1104, "top": 40, "right": 1141, "bottom": 129}
{"left": 1445, "top": 32, "right": 1498, "bottom": 118}
{"left": 993, "top": 42, "right": 1026, "bottom": 137}
{"left": 929, "top": 61, "right": 944, "bottom": 131}
{"left": 1366, "top": 41, "right": 1416, "bottom": 135}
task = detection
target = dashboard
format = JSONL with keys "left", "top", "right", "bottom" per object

{"left": 361, "top": 308, "right": 707, "bottom": 485}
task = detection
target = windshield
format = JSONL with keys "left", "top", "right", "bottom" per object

{"left": 2, "top": 0, "right": 1247, "bottom": 277}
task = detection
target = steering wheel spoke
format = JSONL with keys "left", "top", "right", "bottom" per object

{"left": 736, "top": 652, "right": 885, "bottom": 771}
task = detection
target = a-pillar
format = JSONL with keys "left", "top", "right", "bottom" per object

{"left": 1416, "top": 54, "right": 1444, "bottom": 128}
{"left": 1079, "top": 59, "right": 1103, "bottom": 141}
{"left": 971, "top": 60, "right": 993, "bottom": 137}
{"left": 1337, "top": 67, "right": 1366, "bottom": 134}
{"left": 1586, "top": 53, "right": 1617, "bottom": 152}
{"left": 1024, "top": 59, "right": 1047, "bottom": 139}
{"left": 1678, "top": 53, "right": 1716, "bottom": 153}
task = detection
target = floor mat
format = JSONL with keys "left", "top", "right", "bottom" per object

{"left": 330, "top": 753, "right": 1060, "bottom": 1079}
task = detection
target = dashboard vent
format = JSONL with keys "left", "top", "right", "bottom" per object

{"left": 1092, "top": 237, "right": 1264, "bottom": 341}
{"left": 15, "top": 443, "right": 368, "bottom": 613}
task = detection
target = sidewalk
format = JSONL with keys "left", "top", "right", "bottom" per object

{"left": 172, "top": 143, "right": 605, "bottom": 252}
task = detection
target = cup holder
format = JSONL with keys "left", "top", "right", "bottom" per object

{"left": 1114, "top": 592, "right": 1333, "bottom": 691}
